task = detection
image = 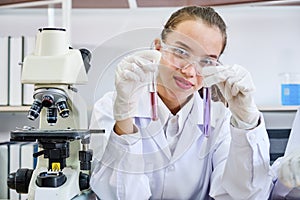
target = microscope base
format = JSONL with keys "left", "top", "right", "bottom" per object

{"left": 29, "top": 167, "right": 80, "bottom": 200}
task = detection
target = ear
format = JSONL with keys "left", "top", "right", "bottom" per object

{"left": 153, "top": 38, "right": 162, "bottom": 51}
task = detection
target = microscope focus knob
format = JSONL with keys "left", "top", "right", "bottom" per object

{"left": 7, "top": 168, "right": 34, "bottom": 194}
{"left": 79, "top": 150, "right": 93, "bottom": 170}
{"left": 79, "top": 172, "right": 90, "bottom": 191}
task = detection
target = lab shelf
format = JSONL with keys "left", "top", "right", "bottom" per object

{"left": 258, "top": 106, "right": 299, "bottom": 112}
{"left": 0, "top": 106, "right": 30, "bottom": 112}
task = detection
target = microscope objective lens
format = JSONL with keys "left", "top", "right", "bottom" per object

{"left": 47, "top": 107, "right": 57, "bottom": 125}
{"left": 56, "top": 100, "right": 70, "bottom": 118}
{"left": 27, "top": 99, "right": 43, "bottom": 120}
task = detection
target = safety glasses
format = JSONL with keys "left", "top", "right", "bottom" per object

{"left": 160, "top": 42, "right": 222, "bottom": 76}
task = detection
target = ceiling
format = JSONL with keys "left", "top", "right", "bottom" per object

{"left": 0, "top": 0, "right": 299, "bottom": 8}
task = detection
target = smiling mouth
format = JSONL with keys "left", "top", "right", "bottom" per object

{"left": 174, "top": 76, "right": 194, "bottom": 89}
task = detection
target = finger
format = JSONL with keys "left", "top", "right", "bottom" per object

{"left": 216, "top": 82, "right": 225, "bottom": 98}
{"left": 125, "top": 50, "right": 161, "bottom": 65}
{"left": 290, "top": 156, "right": 300, "bottom": 187}
{"left": 202, "top": 66, "right": 235, "bottom": 87}
{"left": 279, "top": 160, "right": 294, "bottom": 188}
{"left": 201, "top": 65, "right": 228, "bottom": 76}
{"left": 134, "top": 50, "right": 161, "bottom": 64}
{"left": 134, "top": 57, "right": 157, "bottom": 73}
{"left": 215, "top": 80, "right": 233, "bottom": 100}
{"left": 117, "top": 63, "right": 142, "bottom": 81}
{"left": 119, "top": 69, "right": 140, "bottom": 81}
{"left": 130, "top": 63, "right": 146, "bottom": 81}
{"left": 230, "top": 74, "right": 255, "bottom": 96}
{"left": 226, "top": 75, "right": 242, "bottom": 97}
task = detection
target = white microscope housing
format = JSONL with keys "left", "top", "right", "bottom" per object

{"left": 10, "top": 28, "right": 91, "bottom": 200}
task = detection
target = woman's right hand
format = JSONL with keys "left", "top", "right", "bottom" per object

{"left": 113, "top": 50, "right": 161, "bottom": 121}
{"left": 278, "top": 150, "right": 300, "bottom": 188}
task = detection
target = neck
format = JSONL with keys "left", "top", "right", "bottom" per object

{"left": 157, "top": 91, "right": 193, "bottom": 115}
{"left": 158, "top": 93, "right": 181, "bottom": 115}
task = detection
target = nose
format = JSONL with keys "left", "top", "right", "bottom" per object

{"left": 180, "top": 62, "right": 197, "bottom": 77}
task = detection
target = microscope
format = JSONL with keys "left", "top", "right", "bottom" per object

{"left": 7, "top": 28, "right": 96, "bottom": 200}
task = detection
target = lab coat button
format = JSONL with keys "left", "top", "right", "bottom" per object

{"left": 249, "top": 134, "right": 256, "bottom": 142}
{"left": 171, "top": 118, "right": 177, "bottom": 123}
{"left": 167, "top": 165, "right": 175, "bottom": 171}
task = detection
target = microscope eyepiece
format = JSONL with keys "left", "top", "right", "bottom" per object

{"left": 56, "top": 99, "right": 69, "bottom": 118}
{"left": 27, "top": 99, "right": 43, "bottom": 120}
{"left": 42, "top": 94, "right": 54, "bottom": 108}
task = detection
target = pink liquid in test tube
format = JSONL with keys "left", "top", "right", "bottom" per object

{"left": 150, "top": 91, "right": 158, "bottom": 121}
{"left": 149, "top": 71, "right": 158, "bottom": 121}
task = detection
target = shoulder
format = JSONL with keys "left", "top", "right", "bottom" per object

{"left": 93, "top": 91, "right": 115, "bottom": 111}
{"left": 89, "top": 91, "right": 115, "bottom": 129}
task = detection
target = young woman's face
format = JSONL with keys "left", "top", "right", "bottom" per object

{"left": 157, "top": 20, "right": 224, "bottom": 103}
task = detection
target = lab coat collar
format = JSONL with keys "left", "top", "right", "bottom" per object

{"left": 134, "top": 91, "right": 208, "bottom": 138}
{"left": 134, "top": 91, "right": 208, "bottom": 161}
{"left": 135, "top": 91, "right": 204, "bottom": 126}
{"left": 157, "top": 93, "right": 195, "bottom": 136}
{"left": 190, "top": 92, "right": 204, "bottom": 125}
{"left": 171, "top": 93, "right": 205, "bottom": 160}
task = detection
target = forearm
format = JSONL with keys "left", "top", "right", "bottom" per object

{"left": 222, "top": 119, "right": 273, "bottom": 199}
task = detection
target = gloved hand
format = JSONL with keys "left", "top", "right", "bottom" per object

{"left": 202, "top": 64, "right": 260, "bottom": 129}
{"left": 278, "top": 151, "right": 300, "bottom": 188}
{"left": 113, "top": 50, "right": 161, "bottom": 121}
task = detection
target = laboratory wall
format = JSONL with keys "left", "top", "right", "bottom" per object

{"left": 0, "top": 6, "right": 300, "bottom": 112}
{"left": 0, "top": 4, "right": 299, "bottom": 145}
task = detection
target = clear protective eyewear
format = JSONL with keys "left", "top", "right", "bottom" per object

{"left": 160, "top": 42, "right": 222, "bottom": 76}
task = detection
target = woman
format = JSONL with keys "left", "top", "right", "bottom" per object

{"left": 90, "top": 6, "right": 274, "bottom": 199}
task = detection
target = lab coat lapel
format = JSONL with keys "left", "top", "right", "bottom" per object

{"left": 136, "top": 95, "right": 172, "bottom": 160}
{"left": 145, "top": 118, "right": 172, "bottom": 160}
{"left": 171, "top": 117, "right": 202, "bottom": 161}
{"left": 171, "top": 94, "right": 204, "bottom": 161}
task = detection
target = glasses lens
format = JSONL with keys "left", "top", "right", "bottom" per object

{"left": 193, "top": 58, "right": 221, "bottom": 75}
{"left": 161, "top": 45, "right": 191, "bottom": 69}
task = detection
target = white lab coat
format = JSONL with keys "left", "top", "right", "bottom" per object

{"left": 89, "top": 91, "right": 274, "bottom": 200}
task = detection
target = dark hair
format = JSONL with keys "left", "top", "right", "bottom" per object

{"left": 161, "top": 6, "right": 227, "bottom": 55}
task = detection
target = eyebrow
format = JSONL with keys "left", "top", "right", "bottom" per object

{"left": 174, "top": 41, "right": 193, "bottom": 52}
{"left": 208, "top": 54, "right": 218, "bottom": 59}
{"left": 174, "top": 41, "right": 218, "bottom": 59}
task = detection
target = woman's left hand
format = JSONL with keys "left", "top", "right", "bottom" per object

{"left": 202, "top": 64, "right": 260, "bottom": 129}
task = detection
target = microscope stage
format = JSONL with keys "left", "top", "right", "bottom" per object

{"left": 10, "top": 129, "right": 91, "bottom": 142}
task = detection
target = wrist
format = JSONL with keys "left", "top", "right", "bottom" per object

{"left": 114, "top": 118, "right": 136, "bottom": 135}
{"left": 230, "top": 114, "right": 260, "bottom": 130}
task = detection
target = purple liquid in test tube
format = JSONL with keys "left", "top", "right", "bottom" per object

{"left": 203, "top": 87, "right": 211, "bottom": 137}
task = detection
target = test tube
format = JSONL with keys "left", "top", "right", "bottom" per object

{"left": 149, "top": 70, "right": 158, "bottom": 121}
{"left": 203, "top": 87, "right": 211, "bottom": 137}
